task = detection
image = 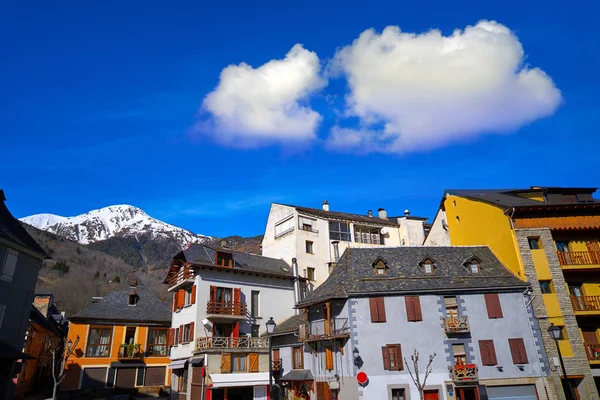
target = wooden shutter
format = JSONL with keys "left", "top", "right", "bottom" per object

{"left": 178, "top": 325, "right": 183, "bottom": 343}
{"left": 325, "top": 344, "right": 334, "bottom": 370}
{"left": 191, "top": 285, "right": 197, "bottom": 304}
{"left": 316, "top": 382, "right": 330, "bottom": 400}
{"left": 509, "top": 338, "right": 528, "bottom": 364}
{"left": 220, "top": 353, "right": 232, "bottom": 373}
{"left": 177, "top": 290, "right": 185, "bottom": 309}
{"left": 189, "top": 322, "right": 195, "bottom": 341}
{"left": 382, "top": 346, "right": 391, "bottom": 370}
{"left": 248, "top": 353, "right": 259, "bottom": 372}
{"left": 273, "top": 349, "right": 280, "bottom": 363}
{"left": 370, "top": 298, "right": 379, "bottom": 322}
{"left": 233, "top": 322, "right": 239, "bottom": 338}
{"left": 479, "top": 340, "right": 497, "bottom": 365}
{"left": 413, "top": 297, "right": 422, "bottom": 321}
{"left": 167, "top": 328, "right": 174, "bottom": 346}
{"left": 173, "top": 292, "right": 179, "bottom": 312}
{"left": 406, "top": 297, "right": 415, "bottom": 321}
{"left": 484, "top": 293, "right": 503, "bottom": 319}
{"left": 395, "top": 344, "right": 404, "bottom": 370}
{"left": 377, "top": 297, "right": 386, "bottom": 322}
{"left": 210, "top": 286, "right": 216, "bottom": 302}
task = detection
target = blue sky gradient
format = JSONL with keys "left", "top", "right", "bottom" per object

{"left": 2, "top": 0, "right": 599, "bottom": 237}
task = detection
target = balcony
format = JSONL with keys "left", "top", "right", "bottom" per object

{"left": 443, "top": 316, "right": 470, "bottom": 334}
{"left": 206, "top": 301, "right": 247, "bottom": 321}
{"left": 585, "top": 344, "right": 600, "bottom": 363}
{"left": 195, "top": 336, "right": 269, "bottom": 353}
{"left": 557, "top": 251, "right": 600, "bottom": 269}
{"left": 450, "top": 364, "right": 478, "bottom": 384}
{"left": 167, "top": 265, "right": 195, "bottom": 290}
{"left": 298, "top": 318, "right": 350, "bottom": 342}
{"left": 298, "top": 225, "right": 319, "bottom": 234}
{"left": 570, "top": 295, "right": 600, "bottom": 313}
{"left": 118, "top": 344, "right": 143, "bottom": 360}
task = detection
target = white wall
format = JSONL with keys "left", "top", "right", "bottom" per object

{"left": 424, "top": 209, "right": 450, "bottom": 246}
{"left": 170, "top": 288, "right": 198, "bottom": 361}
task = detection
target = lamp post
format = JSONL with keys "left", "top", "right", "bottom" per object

{"left": 548, "top": 324, "right": 572, "bottom": 400}
{"left": 266, "top": 317, "right": 277, "bottom": 400}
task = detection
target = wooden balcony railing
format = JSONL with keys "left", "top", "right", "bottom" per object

{"left": 557, "top": 251, "right": 600, "bottom": 266}
{"left": 298, "top": 318, "right": 350, "bottom": 341}
{"left": 195, "top": 336, "right": 269, "bottom": 352}
{"left": 585, "top": 344, "right": 600, "bottom": 361}
{"left": 206, "top": 301, "right": 247, "bottom": 316}
{"left": 450, "top": 364, "right": 478, "bottom": 383}
{"left": 167, "top": 265, "right": 195, "bottom": 288}
{"left": 118, "top": 344, "right": 143, "bottom": 359}
{"left": 571, "top": 296, "right": 600, "bottom": 312}
{"left": 443, "top": 315, "right": 470, "bottom": 334}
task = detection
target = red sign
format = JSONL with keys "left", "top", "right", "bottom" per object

{"left": 356, "top": 371, "right": 368, "bottom": 385}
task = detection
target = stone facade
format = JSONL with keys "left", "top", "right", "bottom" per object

{"left": 516, "top": 228, "right": 600, "bottom": 400}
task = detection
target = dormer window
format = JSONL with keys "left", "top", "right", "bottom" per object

{"left": 216, "top": 252, "right": 233, "bottom": 268}
{"left": 470, "top": 261, "right": 480, "bottom": 274}
{"left": 463, "top": 256, "right": 482, "bottom": 274}
{"left": 128, "top": 291, "right": 138, "bottom": 306}
{"left": 419, "top": 257, "right": 436, "bottom": 275}
{"left": 372, "top": 257, "right": 388, "bottom": 276}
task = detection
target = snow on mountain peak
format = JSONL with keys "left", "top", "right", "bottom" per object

{"left": 20, "top": 205, "right": 210, "bottom": 246}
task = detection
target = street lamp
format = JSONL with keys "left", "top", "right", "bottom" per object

{"left": 266, "top": 317, "right": 277, "bottom": 400}
{"left": 548, "top": 324, "right": 572, "bottom": 400}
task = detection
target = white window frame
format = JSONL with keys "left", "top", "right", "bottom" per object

{"left": 1, "top": 249, "right": 18, "bottom": 282}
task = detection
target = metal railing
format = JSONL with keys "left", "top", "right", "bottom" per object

{"left": 206, "top": 301, "right": 247, "bottom": 316}
{"left": 298, "top": 318, "right": 350, "bottom": 341}
{"left": 585, "top": 344, "right": 600, "bottom": 361}
{"left": 557, "top": 251, "right": 600, "bottom": 266}
{"left": 118, "top": 344, "right": 143, "bottom": 359}
{"left": 450, "top": 364, "right": 478, "bottom": 383}
{"left": 570, "top": 295, "right": 600, "bottom": 312}
{"left": 195, "top": 336, "right": 269, "bottom": 351}
{"left": 298, "top": 225, "right": 319, "bottom": 234}
{"left": 167, "top": 265, "right": 195, "bottom": 288}
{"left": 442, "top": 315, "right": 470, "bottom": 334}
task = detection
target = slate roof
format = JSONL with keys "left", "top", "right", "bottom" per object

{"left": 445, "top": 187, "right": 600, "bottom": 209}
{"left": 280, "top": 369, "right": 314, "bottom": 382}
{"left": 173, "top": 243, "right": 294, "bottom": 278}
{"left": 275, "top": 202, "right": 400, "bottom": 227}
{"left": 72, "top": 273, "right": 171, "bottom": 324}
{"left": 297, "top": 246, "right": 528, "bottom": 306}
{"left": 0, "top": 190, "right": 48, "bottom": 258}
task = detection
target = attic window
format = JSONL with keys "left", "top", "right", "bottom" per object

{"left": 419, "top": 257, "right": 436, "bottom": 275}
{"left": 128, "top": 291, "right": 138, "bottom": 306}
{"left": 470, "top": 261, "right": 480, "bottom": 274}
{"left": 216, "top": 252, "right": 233, "bottom": 268}
{"left": 372, "top": 257, "right": 388, "bottom": 276}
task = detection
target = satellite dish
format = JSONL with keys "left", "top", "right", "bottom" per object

{"left": 380, "top": 227, "right": 389, "bottom": 235}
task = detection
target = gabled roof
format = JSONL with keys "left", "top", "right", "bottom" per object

{"left": 275, "top": 202, "right": 400, "bottom": 227}
{"left": 170, "top": 243, "right": 294, "bottom": 278}
{"left": 72, "top": 273, "right": 171, "bottom": 324}
{"left": 297, "top": 246, "right": 528, "bottom": 307}
{"left": 0, "top": 190, "right": 48, "bottom": 258}
{"left": 271, "top": 314, "right": 304, "bottom": 336}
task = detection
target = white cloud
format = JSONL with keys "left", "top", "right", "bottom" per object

{"left": 200, "top": 44, "right": 326, "bottom": 145}
{"left": 327, "top": 20, "right": 562, "bottom": 153}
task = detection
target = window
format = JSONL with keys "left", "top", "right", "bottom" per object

{"left": 470, "top": 261, "right": 480, "bottom": 274}
{"left": 445, "top": 297, "right": 459, "bottom": 317}
{"left": 251, "top": 291, "right": 259, "bottom": 317}
{"left": 292, "top": 346, "right": 304, "bottom": 369}
{"left": 392, "top": 388, "right": 406, "bottom": 400}
{"left": 540, "top": 280, "right": 553, "bottom": 294}
{"left": 508, "top": 338, "right": 529, "bottom": 364}
{"left": 178, "top": 369, "right": 188, "bottom": 392}
{"left": 369, "top": 297, "right": 387, "bottom": 323}
{"left": 354, "top": 225, "right": 384, "bottom": 245}
{"left": 479, "top": 340, "right": 498, "bottom": 366}
{"left": 556, "top": 241, "right": 569, "bottom": 252}
{"left": 306, "top": 267, "right": 315, "bottom": 281}
{"left": 251, "top": 325, "right": 259, "bottom": 338}
{"left": 405, "top": 296, "right": 423, "bottom": 322}
{"left": 424, "top": 262, "right": 433, "bottom": 274}
{"left": 274, "top": 216, "right": 294, "bottom": 238}
{"left": 182, "top": 324, "right": 191, "bottom": 343}
{"left": 147, "top": 329, "right": 168, "bottom": 356}
{"left": 299, "top": 216, "right": 317, "bottom": 233}
{"left": 216, "top": 252, "right": 233, "bottom": 267}
{"left": 484, "top": 293, "right": 503, "bottom": 319}
{"left": 374, "top": 260, "right": 386, "bottom": 275}
{"left": 382, "top": 344, "right": 403, "bottom": 370}
{"left": 329, "top": 221, "right": 351, "bottom": 241}
{"left": 1, "top": 249, "right": 18, "bottom": 282}
{"left": 305, "top": 241, "right": 314, "bottom": 254}
{"left": 452, "top": 344, "right": 466, "bottom": 365}
{"left": 232, "top": 353, "right": 247, "bottom": 372}
{"left": 332, "top": 241, "right": 340, "bottom": 261}
{"left": 86, "top": 327, "right": 112, "bottom": 357}
{"left": 528, "top": 237, "right": 542, "bottom": 250}
{"left": 128, "top": 293, "right": 138, "bottom": 306}
{"left": 174, "top": 328, "right": 179, "bottom": 345}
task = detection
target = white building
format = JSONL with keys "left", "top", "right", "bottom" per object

{"left": 164, "top": 243, "right": 305, "bottom": 400}
{"left": 262, "top": 201, "right": 428, "bottom": 288}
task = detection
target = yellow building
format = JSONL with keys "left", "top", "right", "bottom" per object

{"left": 62, "top": 273, "right": 171, "bottom": 394}
{"left": 425, "top": 187, "right": 600, "bottom": 400}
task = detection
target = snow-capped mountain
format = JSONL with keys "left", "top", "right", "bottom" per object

{"left": 20, "top": 205, "right": 211, "bottom": 247}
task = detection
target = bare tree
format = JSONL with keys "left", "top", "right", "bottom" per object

{"left": 404, "top": 349, "right": 436, "bottom": 400}
{"left": 49, "top": 335, "right": 79, "bottom": 400}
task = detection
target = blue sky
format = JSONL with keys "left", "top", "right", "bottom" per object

{"left": 2, "top": 0, "right": 599, "bottom": 237}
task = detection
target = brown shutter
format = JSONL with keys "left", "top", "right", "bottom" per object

{"left": 488, "top": 340, "right": 497, "bottom": 365}
{"left": 210, "top": 286, "right": 216, "bottom": 302}
{"left": 191, "top": 285, "right": 197, "bottom": 304}
{"left": 484, "top": 293, "right": 503, "bottom": 319}
{"left": 173, "top": 292, "right": 178, "bottom": 312}
{"left": 273, "top": 349, "right": 280, "bottom": 363}
{"left": 377, "top": 297, "right": 386, "bottom": 322}
{"left": 509, "top": 338, "right": 528, "bottom": 364}
{"left": 189, "top": 322, "right": 195, "bottom": 341}
{"left": 479, "top": 340, "right": 497, "bottom": 365}
{"left": 220, "top": 353, "right": 232, "bottom": 373}
{"left": 248, "top": 353, "right": 259, "bottom": 372}
{"left": 395, "top": 344, "right": 404, "bottom": 370}
{"left": 179, "top": 325, "right": 183, "bottom": 343}
{"left": 382, "top": 346, "right": 391, "bottom": 370}
{"left": 413, "top": 297, "right": 422, "bottom": 321}
{"left": 325, "top": 344, "right": 334, "bottom": 370}
{"left": 370, "top": 298, "right": 379, "bottom": 322}
{"left": 177, "top": 290, "right": 185, "bottom": 309}
{"left": 406, "top": 297, "right": 416, "bottom": 321}
{"left": 167, "top": 328, "right": 174, "bottom": 346}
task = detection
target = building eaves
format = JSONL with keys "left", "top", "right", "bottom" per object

{"left": 272, "top": 202, "right": 399, "bottom": 226}
{"left": 0, "top": 190, "right": 48, "bottom": 258}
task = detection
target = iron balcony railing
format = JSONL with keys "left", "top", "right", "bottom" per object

{"left": 571, "top": 295, "right": 600, "bottom": 312}
{"left": 298, "top": 318, "right": 350, "bottom": 341}
{"left": 118, "top": 344, "right": 143, "bottom": 359}
{"left": 450, "top": 364, "right": 478, "bottom": 383}
{"left": 195, "top": 336, "right": 269, "bottom": 352}
{"left": 206, "top": 301, "right": 247, "bottom": 316}
{"left": 557, "top": 251, "right": 600, "bottom": 266}
{"left": 442, "top": 315, "right": 470, "bottom": 334}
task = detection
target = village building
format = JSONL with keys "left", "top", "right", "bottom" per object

{"left": 0, "top": 189, "right": 49, "bottom": 400}
{"left": 61, "top": 273, "right": 172, "bottom": 394}
{"left": 287, "top": 246, "right": 552, "bottom": 400}
{"left": 164, "top": 243, "right": 305, "bottom": 400}
{"left": 425, "top": 187, "right": 600, "bottom": 400}
{"left": 261, "top": 201, "right": 429, "bottom": 288}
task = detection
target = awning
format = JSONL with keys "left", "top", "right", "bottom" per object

{"left": 209, "top": 372, "right": 269, "bottom": 388}
{"left": 168, "top": 359, "right": 189, "bottom": 370}
{"left": 280, "top": 370, "right": 314, "bottom": 382}
{"left": 190, "top": 356, "right": 204, "bottom": 366}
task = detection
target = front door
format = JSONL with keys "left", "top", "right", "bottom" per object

{"left": 424, "top": 390, "right": 439, "bottom": 400}
{"left": 190, "top": 365, "right": 204, "bottom": 400}
{"left": 457, "top": 387, "right": 479, "bottom": 400}
{"left": 115, "top": 368, "right": 136, "bottom": 389}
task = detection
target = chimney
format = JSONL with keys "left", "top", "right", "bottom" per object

{"left": 404, "top": 209, "right": 410, "bottom": 216}
{"left": 221, "top": 240, "right": 227, "bottom": 248}
{"left": 322, "top": 200, "right": 329, "bottom": 211}
{"left": 368, "top": 210, "right": 372, "bottom": 217}
{"left": 378, "top": 208, "right": 387, "bottom": 219}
